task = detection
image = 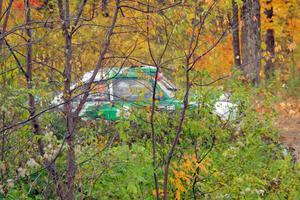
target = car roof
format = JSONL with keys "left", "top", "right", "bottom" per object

{"left": 81, "top": 66, "right": 157, "bottom": 83}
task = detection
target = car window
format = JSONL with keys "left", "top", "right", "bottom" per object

{"left": 88, "top": 82, "right": 110, "bottom": 102}
{"left": 113, "top": 79, "right": 153, "bottom": 102}
{"left": 73, "top": 82, "right": 110, "bottom": 102}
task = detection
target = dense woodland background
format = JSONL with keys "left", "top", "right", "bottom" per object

{"left": 0, "top": 0, "right": 300, "bottom": 199}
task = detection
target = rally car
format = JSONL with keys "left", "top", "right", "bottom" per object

{"left": 52, "top": 66, "right": 237, "bottom": 121}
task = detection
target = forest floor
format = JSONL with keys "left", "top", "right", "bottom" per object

{"left": 275, "top": 99, "right": 300, "bottom": 162}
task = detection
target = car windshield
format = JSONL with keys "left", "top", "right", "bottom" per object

{"left": 113, "top": 79, "right": 153, "bottom": 102}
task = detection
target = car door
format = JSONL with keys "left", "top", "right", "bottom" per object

{"left": 80, "top": 81, "right": 115, "bottom": 120}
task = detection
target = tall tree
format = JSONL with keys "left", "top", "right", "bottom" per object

{"left": 56, "top": 0, "right": 77, "bottom": 198}
{"left": 241, "top": 0, "right": 262, "bottom": 85}
{"left": 264, "top": 0, "right": 275, "bottom": 80}
{"left": 232, "top": 0, "right": 241, "bottom": 67}
{"left": 25, "top": 1, "right": 66, "bottom": 199}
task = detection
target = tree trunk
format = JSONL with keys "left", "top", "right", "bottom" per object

{"left": 59, "top": 0, "right": 76, "bottom": 198}
{"left": 102, "top": 0, "right": 109, "bottom": 17}
{"left": 241, "top": 0, "right": 261, "bottom": 86}
{"left": 264, "top": 0, "right": 275, "bottom": 80}
{"left": 25, "top": 1, "right": 66, "bottom": 198}
{"left": 25, "top": 0, "right": 41, "bottom": 144}
{"left": 24, "top": 0, "right": 47, "bottom": 174}
{"left": 232, "top": 0, "right": 241, "bottom": 67}
{"left": 1, "top": 112, "right": 5, "bottom": 185}
{"left": 0, "top": 0, "right": 13, "bottom": 49}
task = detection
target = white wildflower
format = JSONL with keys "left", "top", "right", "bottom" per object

{"left": 53, "top": 148, "right": 61, "bottom": 156}
{"left": 7, "top": 179, "right": 14, "bottom": 188}
{"left": 75, "top": 146, "right": 82, "bottom": 155}
{"left": 44, "top": 153, "right": 50, "bottom": 160}
{"left": 17, "top": 167, "right": 26, "bottom": 177}
{"left": 0, "top": 184, "right": 3, "bottom": 194}
{"left": 27, "top": 158, "right": 40, "bottom": 168}
{"left": 47, "top": 143, "right": 53, "bottom": 150}
{"left": 229, "top": 146, "right": 238, "bottom": 150}
{"left": 256, "top": 189, "right": 265, "bottom": 195}
{"left": 44, "top": 131, "right": 54, "bottom": 141}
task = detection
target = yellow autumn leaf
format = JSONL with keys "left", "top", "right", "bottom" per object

{"left": 197, "top": 163, "right": 208, "bottom": 174}
{"left": 288, "top": 42, "right": 297, "bottom": 51}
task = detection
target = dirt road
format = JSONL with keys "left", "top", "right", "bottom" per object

{"left": 276, "top": 100, "right": 300, "bottom": 161}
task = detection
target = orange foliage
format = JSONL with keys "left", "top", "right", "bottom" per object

{"left": 170, "top": 154, "right": 210, "bottom": 200}
{"left": 194, "top": 36, "right": 234, "bottom": 77}
{"left": 261, "top": 0, "right": 300, "bottom": 75}
{"left": 13, "top": 0, "right": 43, "bottom": 10}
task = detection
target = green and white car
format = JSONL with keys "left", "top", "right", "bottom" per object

{"left": 52, "top": 66, "right": 237, "bottom": 121}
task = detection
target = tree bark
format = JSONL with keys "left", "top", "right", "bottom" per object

{"left": 0, "top": 0, "right": 3, "bottom": 18}
{"left": 25, "top": 0, "right": 41, "bottom": 146}
{"left": 264, "top": 0, "right": 275, "bottom": 80}
{"left": 102, "top": 0, "right": 109, "bottom": 17}
{"left": 232, "top": 0, "right": 241, "bottom": 67}
{"left": 56, "top": 0, "right": 120, "bottom": 198}
{"left": 163, "top": 0, "right": 197, "bottom": 198}
{"left": 0, "top": 0, "right": 13, "bottom": 49}
{"left": 25, "top": 1, "right": 65, "bottom": 198}
{"left": 241, "top": 0, "right": 261, "bottom": 86}
{"left": 57, "top": 0, "right": 77, "bottom": 199}
{"left": 25, "top": 1, "right": 66, "bottom": 198}
{"left": 1, "top": 112, "right": 5, "bottom": 185}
